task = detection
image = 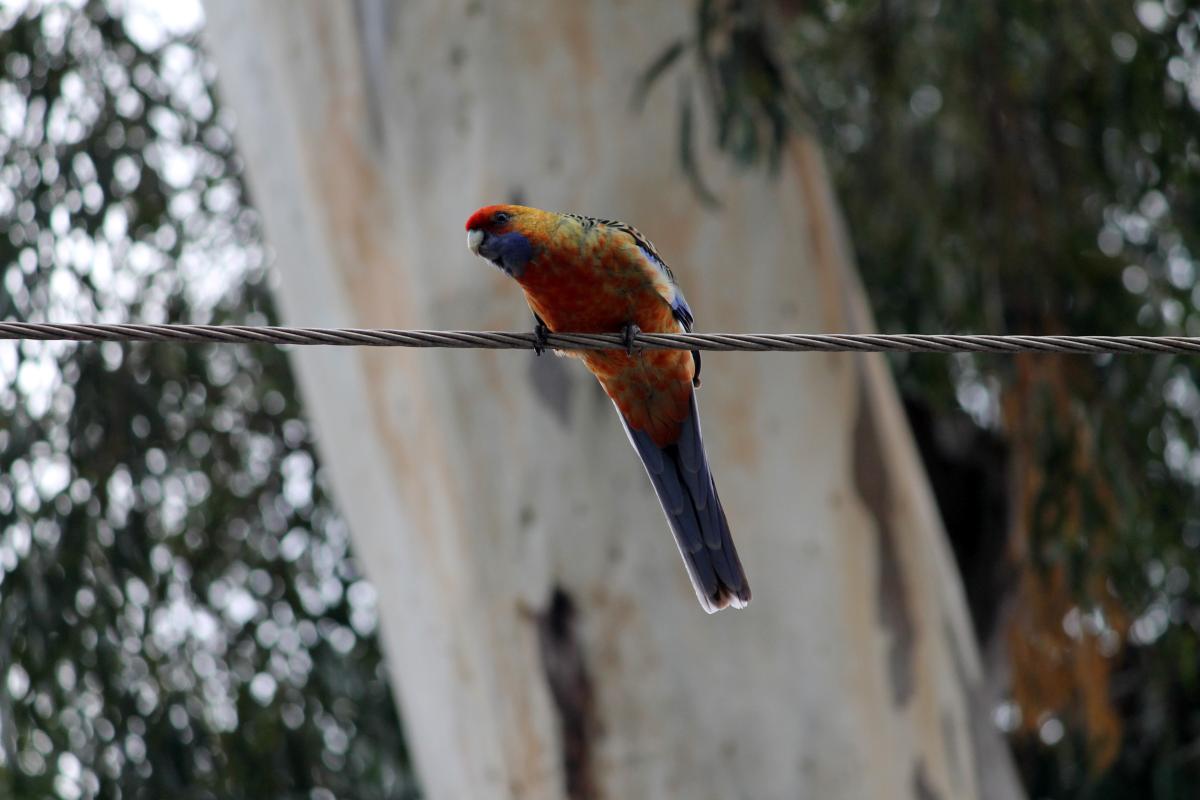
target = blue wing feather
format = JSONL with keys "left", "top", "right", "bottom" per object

{"left": 635, "top": 243, "right": 701, "bottom": 385}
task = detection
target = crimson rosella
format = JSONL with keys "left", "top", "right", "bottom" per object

{"left": 466, "top": 204, "right": 750, "bottom": 613}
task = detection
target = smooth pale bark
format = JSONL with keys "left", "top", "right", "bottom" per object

{"left": 203, "top": 3, "right": 1023, "bottom": 799}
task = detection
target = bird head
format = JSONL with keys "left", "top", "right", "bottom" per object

{"left": 465, "top": 204, "right": 536, "bottom": 279}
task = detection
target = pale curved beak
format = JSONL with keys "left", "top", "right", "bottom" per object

{"left": 467, "top": 228, "right": 484, "bottom": 255}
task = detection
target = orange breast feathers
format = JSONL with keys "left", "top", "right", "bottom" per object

{"left": 510, "top": 214, "right": 695, "bottom": 446}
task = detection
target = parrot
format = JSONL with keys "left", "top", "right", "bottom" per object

{"left": 465, "top": 204, "right": 750, "bottom": 613}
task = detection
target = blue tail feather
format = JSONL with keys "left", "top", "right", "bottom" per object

{"left": 616, "top": 393, "right": 751, "bottom": 613}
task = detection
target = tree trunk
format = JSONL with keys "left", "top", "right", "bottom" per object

{"left": 203, "top": 2, "right": 1024, "bottom": 799}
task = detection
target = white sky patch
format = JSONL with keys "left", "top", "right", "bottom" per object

{"left": 281, "top": 451, "right": 314, "bottom": 509}
{"left": 111, "top": 0, "right": 204, "bottom": 52}
{"left": 16, "top": 351, "right": 58, "bottom": 418}
{"left": 0, "top": 341, "right": 17, "bottom": 387}
{"left": 0, "top": 81, "right": 28, "bottom": 138}
{"left": 190, "top": 607, "right": 219, "bottom": 643}
{"left": 32, "top": 453, "right": 71, "bottom": 500}
{"left": 223, "top": 586, "right": 258, "bottom": 627}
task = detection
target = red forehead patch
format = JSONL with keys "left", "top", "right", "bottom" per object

{"left": 465, "top": 205, "right": 506, "bottom": 231}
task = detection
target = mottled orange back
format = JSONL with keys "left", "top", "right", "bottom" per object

{"left": 481, "top": 207, "right": 693, "bottom": 446}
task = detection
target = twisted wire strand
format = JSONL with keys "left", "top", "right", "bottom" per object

{"left": 2, "top": 322, "right": 1200, "bottom": 354}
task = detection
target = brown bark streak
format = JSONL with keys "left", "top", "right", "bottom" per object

{"left": 853, "top": 368, "right": 916, "bottom": 706}
{"left": 536, "top": 587, "right": 599, "bottom": 800}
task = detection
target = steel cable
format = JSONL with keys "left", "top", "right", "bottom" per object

{"left": 2, "top": 322, "right": 1200, "bottom": 355}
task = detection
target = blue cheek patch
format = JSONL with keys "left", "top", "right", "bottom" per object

{"left": 492, "top": 232, "right": 534, "bottom": 278}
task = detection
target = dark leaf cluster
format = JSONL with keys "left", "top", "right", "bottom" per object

{"left": 650, "top": 0, "right": 1200, "bottom": 796}
{"left": 0, "top": 2, "right": 413, "bottom": 797}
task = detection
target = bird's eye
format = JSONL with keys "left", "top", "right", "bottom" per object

{"left": 493, "top": 211, "right": 510, "bottom": 224}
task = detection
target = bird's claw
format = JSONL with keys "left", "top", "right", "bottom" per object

{"left": 622, "top": 323, "right": 641, "bottom": 356}
{"left": 533, "top": 320, "right": 550, "bottom": 356}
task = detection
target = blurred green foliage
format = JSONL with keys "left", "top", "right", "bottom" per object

{"left": 646, "top": 0, "right": 1200, "bottom": 796}
{"left": 0, "top": 2, "right": 412, "bottom": 797}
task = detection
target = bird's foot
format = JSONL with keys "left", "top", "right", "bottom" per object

{"left": 621, "top": 322, "right": 641, "bottom": 356}
{"left": 533, "top": 319, "right": 550, "bottom": 356}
